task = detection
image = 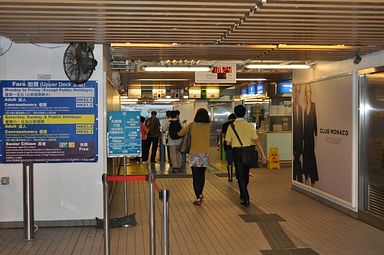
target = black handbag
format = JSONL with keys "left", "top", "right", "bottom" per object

{"left": 230, "top": 123, "right": 259, "bottom": 168}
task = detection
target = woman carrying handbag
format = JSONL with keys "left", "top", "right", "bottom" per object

{"left": 225, "top": 105, "right": 267, "bottom": 207}
{"left": 178, "top": 108, "right": 211, "bottom": 206}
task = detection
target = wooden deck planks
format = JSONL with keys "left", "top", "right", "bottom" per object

{"left": 1, "top": 166, "right": 384, "bottom": 254}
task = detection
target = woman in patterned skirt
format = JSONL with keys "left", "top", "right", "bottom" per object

{"left": 178, "top": 108, "right": 211, "bottom": 206}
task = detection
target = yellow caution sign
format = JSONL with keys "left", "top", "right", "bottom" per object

{"left": 268, "top": 147, "right": 280, "bottom": 170}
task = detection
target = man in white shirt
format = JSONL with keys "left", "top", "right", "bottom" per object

{"left": 225, "top": 105, "right": 266, "bottom": 207}
{"left": 161, "top": 110, "right": 172, "bottom": 165}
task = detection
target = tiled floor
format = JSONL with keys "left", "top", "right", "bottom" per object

{"left": 1, "top": 161, "right": 384, "bottom": 255}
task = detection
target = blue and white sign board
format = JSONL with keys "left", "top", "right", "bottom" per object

{"left": 277, "top": 80, "right": 292, "bottom": 94}
{"left": 256, "top": 82, "right": 265, "bottom": 94}
{"left": 248, "top": 83, "right": 256, "bottom": 95}
{"left": 108, "top": 111, "right": 141, "bottom": 157}
{"left": 0, "top": 80, "right": 98, "bottom": 163}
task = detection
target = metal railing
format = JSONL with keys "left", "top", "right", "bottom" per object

{"left": 23, "top": 162, "right": 35, "bottom": 241}
{"left": 102, "top": 173, "right": 170, "bottom": 255}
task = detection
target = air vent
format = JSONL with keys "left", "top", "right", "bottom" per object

{"left": 368, "top": 184, "right": 384, "bottom": 218}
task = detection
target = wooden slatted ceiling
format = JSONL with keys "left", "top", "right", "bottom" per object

{"left": 0, "top": 0, "right": 383, "bottom": 62}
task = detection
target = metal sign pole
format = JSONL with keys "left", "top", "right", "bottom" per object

{"left": 148, "top": 174, "right": 156, "bottom": 255}
{"left": 123, "top": 156, "right": 128, "bottom": 216}
{"left": 161, "top": 189, "right": 170, "bottom": 255}
{"left": 23, "top": 162, "right": 34, "bottom": 241}
{"left": 102, "top": 174, "right": 110, "bottom": 255}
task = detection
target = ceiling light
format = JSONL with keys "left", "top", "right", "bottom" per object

{"left": 143, "top": 66, "right": 211, "bottom": 72}
{"left": 277, "top": 44, "right": 353, "bottom": 50}
{"left": 120, "top": 98, "right": 138, "bottom": 101}
{"left": 136, "top": 79, "right": 190, "bottom": 81}
{"left": 245, "top": 64, "right": 310, "bottom": 69}
{"left": 111, "top": 43, "right": 175, "bottom": 47}
{"left": 236, "top": 78, "right": 266, "bottom": 81}
{"left": 154, "top": 98, "right": 180, "bottom": 102}
{"left": 120, "top": 101, "right": 137, "bottom": 104}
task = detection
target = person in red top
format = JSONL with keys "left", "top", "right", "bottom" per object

{"left": 140, "top": 116, "right": 150, "bottom": 162}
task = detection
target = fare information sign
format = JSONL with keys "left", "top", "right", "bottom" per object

{"left": 107, "top": 111, "right": 141, "bottom": 157}
{"left": 0, "top": 80, "right": 98, "bottom": 163}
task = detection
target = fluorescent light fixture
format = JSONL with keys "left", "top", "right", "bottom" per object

{"left": 143, "top": 66, "right": 211, "bottom": 72}
{"left": 137, "top": 79, "right": 190, "bottom": 81}
{"left": 154, "top": 98, "right": 180, "bottom": 102}
{"left": 129, "top": 84, "right": 174, "bottom": 87}
{"left": 277, "top": 44, "right": 352, "bottom": 50}
{"left": 111, "top": 43, "right": 177, "bottom": 47}
{"left": 246, "top": 64, "right": 310, "bottom": 69}
{"left": 120, "top": 98, "right": 138, "bottom": 102}
{"left": 236, "top": 78, "right": 266, "bottom": 81}
{"left": 183, "top": 95, "right": 189, "bottom": 99}
{"left": 120, "top": 101, "right": 137, "bottom": 104}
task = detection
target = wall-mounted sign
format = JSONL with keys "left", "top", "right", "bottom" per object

{"left": 195, "top": 63, "right": 236, "bottom": 83}
{"left": 189, "top": 87, "right": 201, "bottom": 99}
{"left": 0, "top": 80, "right": 98, "bottom": 163}
{"left": 107, "top": 111, "right": 141, "bottom": 157}
{"left": 153, "top": 88, "right": 166, "bottom": 98}
{"left": 206, "top": 88, "right": 220, "bottom": 99}
{"left": 256, "top": 82, "right": 265, "bottom": 94}
{"left": 128, "top": 88, "right": 141, "bottom": 98}
{"left": 277, "top": 80, "right": 292, "bottom": 95}
{"left": 248, "top": 83, "right": 256, "bottom": 95}
{"left": 170, "top": 89, "right": 183, "bottom": 98}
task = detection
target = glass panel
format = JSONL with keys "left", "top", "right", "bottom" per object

{"left": 360, "top": 72, "right": 384, "bottom": 217}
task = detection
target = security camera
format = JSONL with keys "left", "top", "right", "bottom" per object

{"left": 353, "top": 52, "right": 362, "bottom": 65}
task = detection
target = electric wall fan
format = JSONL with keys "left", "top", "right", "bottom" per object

{"left": 63, "top": 43, "right": 98, "bottom": 84}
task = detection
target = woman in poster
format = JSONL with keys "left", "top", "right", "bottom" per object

{"left": 303, "top": 83, "right": 319, "bottom": 186}
{"left": 293, "top": 85, "right": 303, "bottom": 183}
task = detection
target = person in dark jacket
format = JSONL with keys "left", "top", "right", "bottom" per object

{"left": 145, "top": 111, "right": 161, "bottom": 163}
{"left": 219, "top": 113, "right": 236, "bottom": 182}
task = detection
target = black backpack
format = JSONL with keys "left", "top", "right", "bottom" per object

{"left": 169, "top": 120, "right": 182, "bottom": 139}
{"left": 146, "top": 117, "right": 160, "bottom": 137}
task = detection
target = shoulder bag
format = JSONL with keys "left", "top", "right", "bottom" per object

{"left": 230, "top": 123, "right": 259, "bottom": 168}
{"left": 178, "top": 123, "right": 192, "bottom": 154}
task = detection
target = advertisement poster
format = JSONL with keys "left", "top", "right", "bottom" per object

{"left": 0, "top": 80, "right": 98, "bottom": 163}
{"left": 108, "top": 111, "right": 141, "bottom": 157}
{"left": 292, "top": 76, "right": 353, "bottom": 203}
{"left": 195, "top": 63, "right": 236, "bottom": 83}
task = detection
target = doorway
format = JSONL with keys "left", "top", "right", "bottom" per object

{"left": 358, "top": 69, "right": 384, "bottom": 230}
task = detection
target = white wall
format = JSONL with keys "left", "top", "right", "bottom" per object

{"left": 0, "top": 38, "right": 106, "bottom": 222}
{"left": 174, "top": 102, "right": 195, "bottom": 124}
{"left": 292, "top": 50, "right": 384, "bottom": 211}
{"left": 293, "top": 50, "right": 384, "bottom": 83}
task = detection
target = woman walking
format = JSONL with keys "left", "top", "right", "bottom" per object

{"left": 178, "top": 108, "right": 211, "bottom": 206}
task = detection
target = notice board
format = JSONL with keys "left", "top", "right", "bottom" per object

{"left": 0, "top": 80, "right": 98, "bottom": 163}
{"left": 107, "top": 111, "right": 141, "bottom": 157}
